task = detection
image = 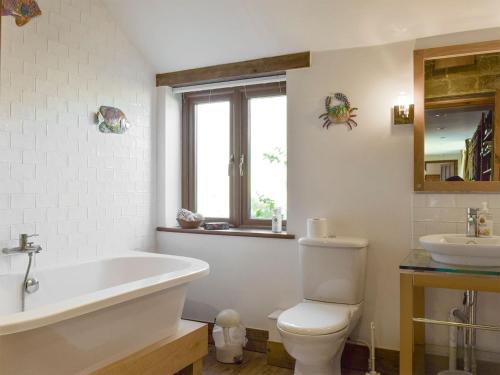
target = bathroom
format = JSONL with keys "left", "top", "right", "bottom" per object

{"left": 1, "top": 0, "right": 500, "bottom": 374}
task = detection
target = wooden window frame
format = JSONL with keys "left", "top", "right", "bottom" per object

{"left": 240, "top": 83, "right": 287, "bottom": 227}
{"left": 181, "top": 82, "right": 286, "bottom": 228}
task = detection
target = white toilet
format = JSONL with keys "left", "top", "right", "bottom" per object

{"left": 277, "top": 236, "right": 368, "bottom": 375}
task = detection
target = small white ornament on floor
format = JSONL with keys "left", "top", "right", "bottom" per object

{"left": 213, "top": 309, "right": 248, "bottom": 364}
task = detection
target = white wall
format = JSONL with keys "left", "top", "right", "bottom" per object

{"left": 158, "top": 233, "right": 300, "bottom": 329}
{"left": 156, "top": 87, "right": 181, "bottom": 226}
{"left": 286, "top": 41, "right": 414, "bottom": 349}
{"left": 158, "top": 28, "right": 500, "bottom": 354}
{"left": 158, "top": 41, "right": 415, "bottom": 350}
{"left": 0, "top": 0, "right": 157, "bottom": 273}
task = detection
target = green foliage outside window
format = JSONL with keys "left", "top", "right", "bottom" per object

{"left": 251, "top": 147, "right": 286, "bottom": 219}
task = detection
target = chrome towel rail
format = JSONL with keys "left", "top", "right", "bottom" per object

{"left": 413, "top": 317, "right": 500, "bottom": 332}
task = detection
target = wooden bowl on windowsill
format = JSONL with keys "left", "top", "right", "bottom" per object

{"left": 177, "top": 219, "right": 203, "bottom": 229}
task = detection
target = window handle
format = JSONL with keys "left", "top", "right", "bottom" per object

{"left": 228, "top": 154, "right": 235, "bottom": 176}
{"left": 239, "top": 154, "right": 245, "bottom": 177}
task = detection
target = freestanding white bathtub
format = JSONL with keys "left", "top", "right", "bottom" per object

{"left": 0, "top": 251, "right": 209, "bottom": 375}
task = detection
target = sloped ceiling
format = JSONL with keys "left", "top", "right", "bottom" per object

{"left": 103, "top": 0, "right": 500, "bottom": 73}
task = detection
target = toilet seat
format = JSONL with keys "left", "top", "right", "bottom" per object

{"left": 277, "top": 301, "right": 359, "bottom": 336}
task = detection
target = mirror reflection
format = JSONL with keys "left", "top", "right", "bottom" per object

{"left": 424, "top": 52, "right": 499, "bottom": 182}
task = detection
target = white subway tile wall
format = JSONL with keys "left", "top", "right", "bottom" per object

{"left": 0, "top": 0, "right": 156, "bottom": 273}
{"left": 412, "top": 194, "right": 500, "bottom": 248}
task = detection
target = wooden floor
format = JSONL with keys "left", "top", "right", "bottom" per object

{"left": 202, "top": 347, "right": 365, "bottom": 375}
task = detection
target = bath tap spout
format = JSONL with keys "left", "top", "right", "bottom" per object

{"left": 2, "top": 245, "right": 42, "bottom": 255}
{"left": 2, "top": 234, "right": 42, "bottom": 255}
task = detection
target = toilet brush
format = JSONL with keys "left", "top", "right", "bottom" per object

{"left": 366, "top": 321, "right": 381, "bottom": 375}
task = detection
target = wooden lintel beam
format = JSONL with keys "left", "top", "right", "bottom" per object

{"left": 156, "top": 51, "right": 310, "bottom": 87}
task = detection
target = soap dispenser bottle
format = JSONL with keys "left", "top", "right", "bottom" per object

{"left": 272, "top": 207, "right": 283, "bottom": 233}
{"left": 478, "top": 202, "right": 493, "bottom": 237}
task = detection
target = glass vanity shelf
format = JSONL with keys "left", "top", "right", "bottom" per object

{"left": 400, "top": 249, "right": 500, "bottom": 277}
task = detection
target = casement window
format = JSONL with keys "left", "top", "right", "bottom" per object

{"left": 182, "top": 82, "right": 287, "bottom": 228}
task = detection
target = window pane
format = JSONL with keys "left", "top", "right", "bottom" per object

{"left": 195, "top": 101, "right": 230, "bottom": 218}
{"left": 249, "top": 95, "right": 287, "bottom": 219}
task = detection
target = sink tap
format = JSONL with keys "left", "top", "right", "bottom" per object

{"left": 2, "top": 234, "right": 42, "bottom": 255}
{"left": 466, "top": 208, "right": 480, "bottom": 237}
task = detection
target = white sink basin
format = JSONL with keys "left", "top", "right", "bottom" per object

{"left": 419, "top": 234, "right": 500, "bottom": 266}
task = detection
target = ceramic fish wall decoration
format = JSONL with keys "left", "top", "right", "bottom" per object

{"left": 1, "top": 0, "right": 42, "bottom": 26}
{"left": 96, "top": 106, "right": 131, "bottom": 134}
{"left": 319, "top": 92, "right": 358, "bottom": 130}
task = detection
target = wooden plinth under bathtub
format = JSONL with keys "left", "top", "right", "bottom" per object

{"left": 91, "top": 320, "right": 208, "bottom": 375}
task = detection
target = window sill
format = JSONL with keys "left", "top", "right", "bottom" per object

{"left": 156, "top": 226, "right": 295, "bottom": 240}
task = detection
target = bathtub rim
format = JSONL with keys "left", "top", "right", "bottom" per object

{"left": 0, "top": 251, "right": 209, "bottom": 336}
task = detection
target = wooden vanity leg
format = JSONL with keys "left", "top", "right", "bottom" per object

{"left": 413, "top": 286, "right": 425, "bottom": 345}
{"left": 400, "top": 273, "right": 414, "bottom": 374}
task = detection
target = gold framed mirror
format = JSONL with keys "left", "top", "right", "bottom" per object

{"left": 414, "top": 40, "right": 500, "bottom": 192}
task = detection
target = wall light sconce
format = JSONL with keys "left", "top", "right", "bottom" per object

{"left": 393, "top": 92, "right": 414, "bottom": 125}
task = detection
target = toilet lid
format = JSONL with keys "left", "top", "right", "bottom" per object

{"left": 277, "top": 302, "right": 354, "bottom": 335}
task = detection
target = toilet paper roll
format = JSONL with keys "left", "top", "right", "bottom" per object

{"left": 307, "top": 218, "right": 328, "bottom": 238}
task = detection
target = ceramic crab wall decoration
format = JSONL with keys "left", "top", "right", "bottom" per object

{"left": 1, "top": 0, "right": 41, "bottom": 26}
{"left": 96, "top": 106, "right": 131, "bottom": 134}
{"left": 319, "top": 93, "right": 358, "bottom": 130}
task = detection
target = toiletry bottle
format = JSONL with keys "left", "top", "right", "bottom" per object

{"left": 272, "top": 207, "right": 282, "bottom": 233}
{"left": 478, "top": 202, "right": 493, "bottom": 237}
